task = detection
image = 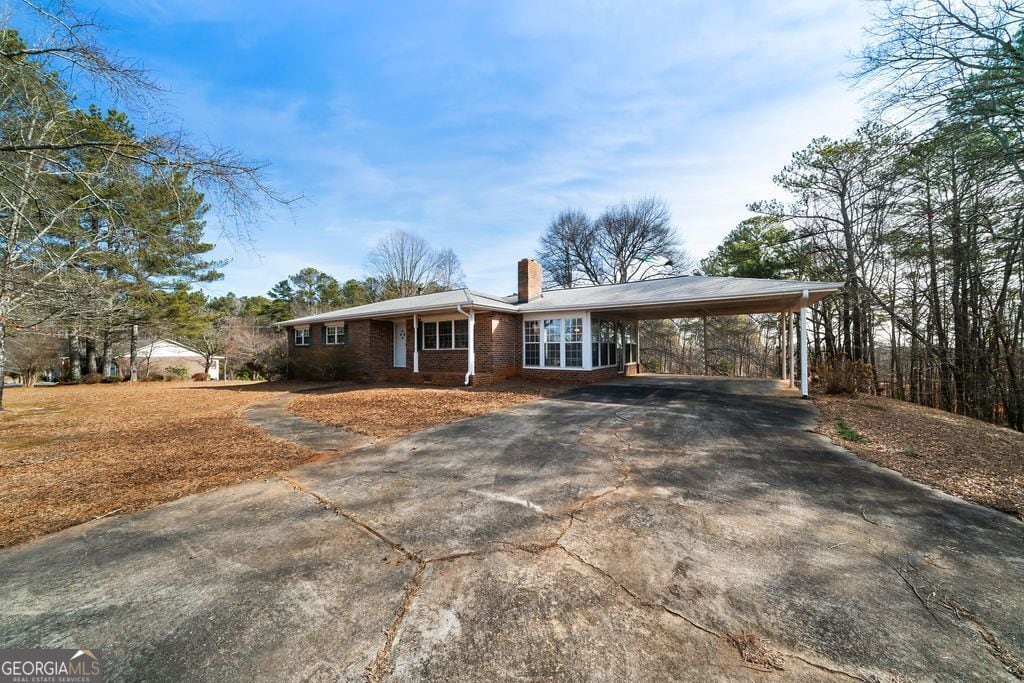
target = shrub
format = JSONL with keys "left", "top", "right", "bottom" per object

{"left": 145, "top": 372, "right": 165, "bottom": 382}
{"left": 83, "top": 373, "right": 103, "bottom": 384}
{"left": 191, "top": 372, "right": 209, "bottom": 381}
{"left": 813, "top": 354, "right": 873, "bottom": 394}
{"left": 102, "top": 375, "right": 122, "bottom": 384}
{"left": 164, "top": 366, "right": 189, "bottom": 381}
{"left": 290, "top": 346, "right": 353, "bottom": 381}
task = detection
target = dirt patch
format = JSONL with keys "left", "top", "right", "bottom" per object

{"left": 727, "top": 633, "right": 784, "bottom": 671}
{"left": 0, "top": 381, "right": 327, "bottom": 548}
{"left": 288, "top": 381, "right": 568, "bottom": 440}
{"left": 815, "top": 393, "right": 1024, "bottom": 518}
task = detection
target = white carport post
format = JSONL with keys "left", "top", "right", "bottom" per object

{"left": 413, "top": 313, "right": 419, "bottom": 373}
{"left": 788, "top": 311, "right": 795, "bottom": 388}
{"left": 781, "top": 312, "right": 788, "bottom": 382}
{"left": 800, "top": 289, "right": 809, "bottom": 397}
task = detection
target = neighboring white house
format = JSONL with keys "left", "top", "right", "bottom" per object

{"left": 115, "top": 339, "right": 223, "bottom": 380}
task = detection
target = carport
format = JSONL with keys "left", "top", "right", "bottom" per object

{"left": 518, "top": 277, "right": 844, "bottom": 397}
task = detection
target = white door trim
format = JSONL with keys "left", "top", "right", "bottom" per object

{"left": 393, "top": 320, "right": 407, "bottom": 368}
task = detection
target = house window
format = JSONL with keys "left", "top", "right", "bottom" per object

{"left": 294, "top": 328, "right": 310, "bottom": 346}
{"left": 419, "top": 319, "right": 469, "bottom": 350}
{"left": 524, "top": 316, "right": 584, "bottom": 369}
{"left": 565, "top": 317, "right": 583, "bottom": 368}
{"left": 524, "top": 320, "right": 540, "bottom": 366}
{"left": 454, "top": 319, "right": 469, "bottom": 348}
{"left": 592, "top": 320, "right": 618, "bottom": 367}
{"left": 423, "top": 321, "right": 437, "bottom": 349}
{"left": 324, "top": 325, "right": 345, "bottom": 345}
{"left": 624, "top": 323, "right": 638, "bottom": 364}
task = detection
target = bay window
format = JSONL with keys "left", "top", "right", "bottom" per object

{"left": 524, "top": 316, "right": 584, "bottom": 369}
{"left": 624, "top": 323, "right": 638, "bottom": 364}
{"left": 591, "top": 319, "right": 618, "bottom": 367}
{"left": 524, "top": 320, "right": 541, "bottom": 366}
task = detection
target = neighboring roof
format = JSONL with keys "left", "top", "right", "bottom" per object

{"left": 276, "top": 288, "right": 519, "bottom": 326}
{"left": 276, "top": 276, "right": 843, "bottom": 326}
{"left": 119, "top": 339, "right": 224, "bottom": 360}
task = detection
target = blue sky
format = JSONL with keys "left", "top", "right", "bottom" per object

{"left": 81, "top": 0, "right": 871, "bottom": 298}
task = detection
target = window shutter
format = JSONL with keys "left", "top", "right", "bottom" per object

{"left": 321, "top": 326, "right": 326, "bottom": 344}
{"left": 342, "top": 323, "right": 349, "bottom": 345}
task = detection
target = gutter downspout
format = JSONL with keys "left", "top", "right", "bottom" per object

{"left": 457, "top": 305, "right": 475, "bottom": 386}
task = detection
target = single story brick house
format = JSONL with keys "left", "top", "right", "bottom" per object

{"left": 278, "top": 259, "right": 841, "bottom": 394}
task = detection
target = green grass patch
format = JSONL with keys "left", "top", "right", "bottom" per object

{"left": 901, "top": 447, "right": 918, "bottom": 458}
{"left": 835, "top": 418, "right": 866, "bottom": 443}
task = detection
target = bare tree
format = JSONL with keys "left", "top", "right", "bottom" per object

{"left": 536, "top": 197, "right": 689, "bottom": 287}
{"left": 596, "top": 196, "right": 687, "bottom": 283}
{"left": 858, "top": 0, "right": 1024, "bottom": 180}
{"left": 365, "top": 230, "right": 464, "bottom": 297}
{"left": 5, "top": 331, "right": 62, "bottom": 386}
{"left": 432, "top": 248, "right": 466, "bottom": 290}
{"left": 537, "top": 209, "right": 598, "bottom": 287}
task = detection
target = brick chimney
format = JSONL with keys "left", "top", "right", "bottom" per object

{"left": 517, "top": 258, "right": 543, "bottom": 303}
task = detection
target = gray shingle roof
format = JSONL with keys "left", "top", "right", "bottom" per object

{"left": 276, "top": 276, "right": 842, "bottom": 326}
{"left": 276, "top": 288, "right": 518, "bottom": 326}
{"left": 517, "top": 275, "right": 842, "bottom": 312}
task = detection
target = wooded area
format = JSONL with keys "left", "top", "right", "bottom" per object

{"left": 538, "top": 1, "right": 1024, "bottom": 432}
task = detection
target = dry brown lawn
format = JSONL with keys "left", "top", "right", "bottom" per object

{"left": 288, "top": 381, "right": 567, "bottom": 440}
{"left": 815, "top": 393, "right": 1024, "bottom": 518}
{"left": 0, "top": 381, "right": 324, "bottom": 548}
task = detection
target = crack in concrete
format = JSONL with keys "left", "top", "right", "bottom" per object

{"left": 279, "top": 404, "right": 873, "bottom": 682}
{"left": 556, "top": 544, "right": 869, "bottom": 681}
{"left": 366, "top": 562, "right": 426, "bottom": 683}
{"left": 937, "top": 597, "right": 1024, "bottom": 679}
{"left": 276, "top": 474, "right": 422, "bottom": 563}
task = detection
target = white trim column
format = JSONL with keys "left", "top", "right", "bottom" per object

{"left": 781, "top": 312, "right": 788, "bottom": 381}
{"left": 635, "top": 320, "right": 641, "bottom": 371}
{"left": 413, "top": 313, "right": 419, "bottom": 373}
{"left": 789, "top": 311, "right": 795, "bottom": 389}
{"left": 800, "top": 290, "right": 809, "bottom": 397}
{"left": 465, "top": 309, "right": 475, "bottom": 385}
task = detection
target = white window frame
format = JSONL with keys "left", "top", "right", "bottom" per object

{"left": 419, "top": 318, "right": 469, "bottom": 351}
{"left": 591, "top": 318, "right": 619, "bottom": 368}
{"left": 324, "top": 324, "right": 344, "bottom": 345}
{"left": 294, "top": 327, "right": 310, "bottom": 346}
{"left": 522, "top": 312, "right": 587, "bottom": 370}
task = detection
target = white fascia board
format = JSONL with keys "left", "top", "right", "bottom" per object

{"left": 521, "top": 284, "right": 842, "bottom": 314}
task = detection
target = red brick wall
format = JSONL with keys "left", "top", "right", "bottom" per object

{"left": 286, "top": 316, "right": 637, "bottom": 385}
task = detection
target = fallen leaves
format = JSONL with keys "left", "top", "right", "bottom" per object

{"left": 288, "top": 382, "right": 566, "bottom": 440}
{"left": 815, "top": 393, "right": 1024, "bottom": 518}
{"left": 0, "top": 381, "right": 322, "bottom": 548}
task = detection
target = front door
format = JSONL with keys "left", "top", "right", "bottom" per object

{"left": 393, "top": 320, "right": 407, "bottom": 368}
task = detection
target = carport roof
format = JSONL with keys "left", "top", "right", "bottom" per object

{"left": 276, "top": 275, "right": 843, "bottom": 326}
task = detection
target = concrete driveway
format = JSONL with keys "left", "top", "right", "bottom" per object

{"left": 2, "top": 376, "right": 1022, "bottom": 681}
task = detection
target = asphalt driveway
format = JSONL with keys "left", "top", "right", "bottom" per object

{"left": 2, "top": 376, "right": 1022, "bottom": 681}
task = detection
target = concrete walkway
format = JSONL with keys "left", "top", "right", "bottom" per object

{"left": 244, "top": 392, "right": 376, "bottom": 453}
{"left": 1, "top": 376, "right": 1022, "bottom": 681}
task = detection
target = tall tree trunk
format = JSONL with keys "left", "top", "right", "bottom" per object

{"left": 0, "top": 321, "right": 7, "bottom": 410}
{"left": 68, "top": 329, "right": 82, "bottom": 383}
{"left": 129, "top": 324, "right": 139, "bottom": 382}
{"left": 85, "top": 337, "right": 98, "bottom": 375}
{"left": 101, "top": 331, "right": 112, "bottom": 377}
